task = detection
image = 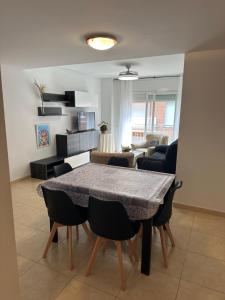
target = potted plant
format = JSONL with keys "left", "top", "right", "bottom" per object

{"left": 98, "top": 121, "right": 109, "bottom": 133}
{"left": 34, "top": 80, "right": 45, "bottom": 115}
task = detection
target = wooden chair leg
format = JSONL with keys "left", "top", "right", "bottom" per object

{"left": 86, "top": 237, "right": 103, "bottom": 276}
{"left": 158, "top": 226, "right": 168, "bottom": 268}
{"left": 138, "top": 224, "right": 143, "bottom": 239}
{"left": 114, "top": 241, "right": 126, "bottom": 291}
{"left": 126, "top": 241, "right": 135, "bottom": 265}
{"left": 82, "top": 223, "right": 93, "bottom": 243}
{"left": 164, "top": 223, "right": 175, "bottom": 247}
{"left": 76, "top": 225, "right": 79, "bottom": 240}
{"left": 102, "top": 239, "right": 108, "bottom": 254}
{"left": 66, "top": 226, "right": 69, "bottom": 240}
{"left": 68, "top": 226, "right": 74, "bottom": 270}
{"left": 128, "top": 240, "right": 139, "bottom": 262}
{"left": 43, "top": 222, "right": 58, "bottom": 258}
{"left": 133, "top": 224, "right": 142, "bottom": 250}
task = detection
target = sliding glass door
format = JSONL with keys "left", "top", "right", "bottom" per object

{"left": 132, "top": 93, "right": 177, "bottom": 144}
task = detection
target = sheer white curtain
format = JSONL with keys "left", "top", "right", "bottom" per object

{"left": 114, "top": 80, "right": 133, "bottom": 150}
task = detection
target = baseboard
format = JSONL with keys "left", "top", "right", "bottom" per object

{"left": 10, "top": 176, "right": 30, "bottom": 183}
{"left": 174, "top": 201, "right": 225, "bottom": 218}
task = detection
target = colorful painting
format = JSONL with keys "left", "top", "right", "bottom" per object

{"left": 36, "top": 124, "right": 50, "bottom": 148}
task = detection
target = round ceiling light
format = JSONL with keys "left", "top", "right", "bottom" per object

{"left": 86, "top": 35, "right": 117, "bottom": 50}
{"left": 118, "top": 66, "right": 139, "bottom": 81}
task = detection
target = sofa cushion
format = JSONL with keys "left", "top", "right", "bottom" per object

{"left": 151, "top": 152, "right": 166, "bottom": 161}
{"left": 149, "top": 139, "right": 159, "bottom": 147}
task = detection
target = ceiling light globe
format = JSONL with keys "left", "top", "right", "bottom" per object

{"left": 86, "top": 36, "right": 117, "bottom": 50}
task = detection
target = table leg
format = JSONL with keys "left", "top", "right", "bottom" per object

{"left": 50, "top": 219, "right": 58, "bottom": 243}
{"left": 141, "top": 218, "right": 152, "bottom": 275}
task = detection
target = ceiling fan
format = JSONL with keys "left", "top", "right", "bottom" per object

{"left": 118, "top": 64, "right": 139, "bottom": 81}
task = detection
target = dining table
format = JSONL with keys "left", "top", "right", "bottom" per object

{"left": 37, "top": 162, "right": 175, "bottom": 276}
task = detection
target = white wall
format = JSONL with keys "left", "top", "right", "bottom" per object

{"left": 2, "top": 65, "right": 101, "bottom": 181}
{"left": 132, "top": 77, "right": 180, "bottom": 92}
{"left": 176, "top": 49, "right": 225, "bottom": 213}
{"left": 0, "top": 69, "right": 20, "bottom": 300}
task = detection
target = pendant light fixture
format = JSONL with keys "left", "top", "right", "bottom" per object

{"left": 118, "top": 66, "right": 139, "bottom": 81}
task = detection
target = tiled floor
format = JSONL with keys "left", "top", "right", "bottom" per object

{"left": 11, "top": 178, "right": 225, "bottom": 300}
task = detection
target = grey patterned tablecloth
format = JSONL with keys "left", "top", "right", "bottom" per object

{"left": 37, "top": 163, "right": 175, "bottom": 220}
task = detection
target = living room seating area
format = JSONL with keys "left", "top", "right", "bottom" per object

{"left": 131, "top": 133, "right": 169, "bottom": 156}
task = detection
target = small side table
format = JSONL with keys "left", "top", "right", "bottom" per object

{"left": 99, "top": 133, "right": 115, "bottom": 152}
{"left": 130, "top": 150, "right": 145, "bottom": 167}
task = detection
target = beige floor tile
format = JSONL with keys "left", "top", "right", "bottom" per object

{"left": 13, "top": 202, "right": 38, "bottom": 218}
{"left": 151, "top": 222, "right": 192, "bottom": 252}
{"left": 151, "top": 242, "right": 187, "bottom": 279}
{"left": 39, "top": 236, "right": 93, "bottom": 278}
{"left": 188, "top": 230, "right": 225, "bottom": 261}
{"left": 11, "top": 179, "right": 45, "bottom": 210}
{"left": 19, "top": 263, "right": 70, "bottom": 300}
{"left": 14, "top": 223, "right": 36, "bottom": 243}
{"left": 16, "top": 229, "right": 52, "bottom": 262}
{"left": 55, "top": 280, "right": 115, "bottom": 300}
{"left": 176, "top": 280, "right": 225, "bottom": 300}
{"left": 193, "top": 212, "right": 225, "bottom": 238}
{"left": 182, "top": 252, "right": 225, "bottom": 294}
{"left": 118, "top": 270, "right": 179, "bottom": 300}
{"left": 17, "top": 255, "right": 35, "bottom": 276}
{"left": 171, "top": 207, "right": 195, "bottom": 229}
{"left": 76, "top": 252, "right": 134, "bottom": 297}
{"left": 14, "top": 206, "right": 50, "bottom": 232}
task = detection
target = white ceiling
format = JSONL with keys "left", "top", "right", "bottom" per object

{"left": 1, "top": 0, "right": 225, "bottom": 67}
{"left": 63, "top": 54, "right": 184, "bottom": 78}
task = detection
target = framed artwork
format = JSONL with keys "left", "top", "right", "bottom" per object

{"left": 36, "top": 124, "right": 50, "bottom": 148}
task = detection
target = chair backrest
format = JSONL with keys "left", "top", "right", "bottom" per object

{"left": 42, "top": 187, "right": 87, "bottom": 226}
{"left": 53, "top": 163, "right": 72, "bottom": 177}
{"left": 141, "top": 159, "right": 164, "bottom": 173}
{"left": 91, "top": 151, "right": 134, "bottom": 168}
{"left": 153, "top": 181, "right": 183, "bottom": 226}
{"left": 164, "top": 140, "right": 178, "bottom": 174}
{"left": 146, "top": 134, "right": 169, "bottom": 145}
{"left": 88, "top": 196, "right": 137, "bottom": 240}
{"left": 108, "top": 157, "right": 129, "bottom": 167}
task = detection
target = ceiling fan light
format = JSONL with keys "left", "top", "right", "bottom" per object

{"left": 118, "top": 70, "right": 139, "bottom": 81}
{"left": 86, "top": 36, "right": 117, "bottom": 50}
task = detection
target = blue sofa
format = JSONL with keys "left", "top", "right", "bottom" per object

{"left": 137, "top": 139, "right": 178, "bottom": 174}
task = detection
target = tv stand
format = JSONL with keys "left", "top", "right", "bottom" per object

{"left": 30, "top": 156, "right": 64, "bottom": 180}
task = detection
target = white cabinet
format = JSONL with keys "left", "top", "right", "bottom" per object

{"left": 75, "top": 91, "right": 98, "bottom": 107}
{"left": 64, "top": 151, "right": 90, "bottom": 168}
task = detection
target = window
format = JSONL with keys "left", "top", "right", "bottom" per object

{"left": 131, "top": 101, "right": 146, "bottom": 144}
{"left": 131, "top": 93, "right": 177, "bottom": 143}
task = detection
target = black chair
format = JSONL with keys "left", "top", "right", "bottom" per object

{"left": 137, "top": 139, "right": 178, "bottom": 174}
{"left": 86, "top": 196, "right": 140, "bottom": 290}
{"left": 42, "top": 187, "right": 92, "bottom": 270}
{"left": 53, "top": 162, "right": 72, "bottom": 177}
{"left": 153, "top": 181, "right": 182, "bottom": 267}
{"left": 108, "top": 157, "right": 129, "bottom": 167}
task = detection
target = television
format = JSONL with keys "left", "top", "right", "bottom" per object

{"left": 78, "top": 112, "right": 95, "bottom": 131}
